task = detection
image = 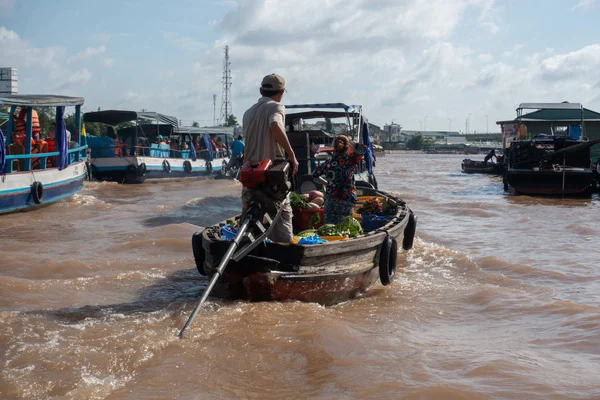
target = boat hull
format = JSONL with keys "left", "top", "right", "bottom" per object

{"left": 195, "top": 192, "right": 412, "bottom": 305}
{"left": 461, "top": 159, "right": 502, "bottom": 175}
{"left": 90, "top": 156, "right": 228, "bottom": 183}
{"left": 506, "top": 168, "right": 594, "bottom": 196}
{"left": 0, "top": 161, "right": 87, "bottom": 214}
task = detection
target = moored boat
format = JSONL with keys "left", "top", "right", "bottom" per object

{"left": 83, "top": 110, "right": 232, "bottom": 183}
{"left": 0, "top": 94, "right": 88, "bottom": 214}
{"left": 461, "top": 158, "right": 503, "bottom": 175}
{"left": 500, "top": 103, "right": 598, "bottom": 196}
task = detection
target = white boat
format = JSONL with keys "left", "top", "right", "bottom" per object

{"left": 0, "top": 94, "right": 88, "bottom": 214}
{"left": 83, "top": 110, "right": 232, "bottom": 183}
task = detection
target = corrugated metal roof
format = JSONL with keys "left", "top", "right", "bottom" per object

{"left": 518, "top": 103, "right": 582, "bottom": 110}
{"left": 497, "top": 107, "right": 600, "bottom": 124}
{"left": 520, "top": 108, "right": 600, "bottom": 121}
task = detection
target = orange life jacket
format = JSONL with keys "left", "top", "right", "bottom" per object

{"left": 15, "top": 109, "right": 41, "bottom": 137}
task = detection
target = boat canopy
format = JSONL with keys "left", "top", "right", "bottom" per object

{"left": 83, "top": 110, "right": 178, "bottom": 127}
{"left": 286, "top": 110, "right": 358, "bottom": 122}
{"left": 0, "top": 94, "right": 85, "bottom": 107}
{"left": 518, "top": 103, "right": 583, "bottom": 111}
{"left": 177, "top": 126, "right": 235, "bottom": 136}
{"left": 286, "top": 103, "right": 360, "bottom": 113}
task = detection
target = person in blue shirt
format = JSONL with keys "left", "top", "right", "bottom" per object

{"left": 226, "top": 135, "right": 245, "bottom": 169}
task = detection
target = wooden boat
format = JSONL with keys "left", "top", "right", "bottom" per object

{"left": 83, "top": 110, "right": 233, "bottom": 183}
{"left": 502, "top": 103, "right": 598, "bottom": 196}
{"left": 461, "top": 158, "right": 503, "bottom": 175}
{"left": 192, "top": 186, "right": 416, "bottom": 305}
{"left": 188, "top": 102, "right": 413, "bottom": 306}
{"left": 0, "top": 95, "right": 88, "bottom": 214}
{"left": 179, "top": 103, "right": 415, "bottom": 337}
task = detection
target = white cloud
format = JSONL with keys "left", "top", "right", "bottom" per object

{"left": 540, "top": 44, "right": 600, "bottom": 81}
{"left": 0, "top": 26, "right": 65, "bottom": 70}
{"left": 55, "top": 68, "right": 92, "bottom": 90}
{"left": 104, "top": 58, "right": 115, "bottom": 67}
{"left": 572, "top": 0, "right": 595, "bottom": 10}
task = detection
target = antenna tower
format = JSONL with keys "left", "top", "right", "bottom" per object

{"left": 220, "top": 46, "right": 232, "bottom": 125}
{"left": 213, "top": 94, "right": 217, "bottom": 126}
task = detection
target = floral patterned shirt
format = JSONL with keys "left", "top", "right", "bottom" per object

{"left": 312, "top": 143, "right": 368, "bottom": 202}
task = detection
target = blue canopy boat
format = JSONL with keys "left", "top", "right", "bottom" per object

{"left": 0, "top": 94, "right": 88, "bottom": 214}
{"left": 83, "top": 110, "right": 233, "bottom": 183}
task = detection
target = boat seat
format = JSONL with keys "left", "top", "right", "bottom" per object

{"left": 7, "top": 144, "right": 25, "bottom": 172}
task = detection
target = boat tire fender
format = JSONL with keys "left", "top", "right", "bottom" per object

{"left": 162, "top": 160, "right": 171, "bottom": 173}
{"left": 183, "top": 160, "right": 193, "bottom": 174}
{"left": 192, "top": 231, "right": 207, "bottom": 276}
{"left": 137, "top": 163, "right": 147, "bottom": 176}
{"left": 379, "top": 235, "right": 398, "bottom": 286}
{"left": 206, "top": 161, "right": 213, "bottom": 173}
{"left": 31, "top": 181, "right": 44, "bottom": 204}
{"left": 402, "top": 211, "right": 417, "bottom": 251}
{"left": 85, "top": 161, "right": 93, "bottom": 181}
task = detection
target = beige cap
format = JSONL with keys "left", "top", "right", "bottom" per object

{"left": 261, "top": 73, "right": 287, "bottom": 92}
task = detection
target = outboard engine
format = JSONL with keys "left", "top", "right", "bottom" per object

{"left": 239, "top": 159, "right": 291, "bottom": 214}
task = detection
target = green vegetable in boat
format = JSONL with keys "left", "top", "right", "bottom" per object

{"left": 297, "top": 229, "right": 318, "bottom": 238}
{"left": 290, "top": 192, "right": 310, "bottom": 210}
{"left": 340, "top": 216, "right": 363, "bottom": 237}
{"left": 318, "top": 224, "right": 341, "bottom": 236}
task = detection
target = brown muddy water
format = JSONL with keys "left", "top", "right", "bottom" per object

{"left": 1, "top": 153, "right": 599, "bottom": 400}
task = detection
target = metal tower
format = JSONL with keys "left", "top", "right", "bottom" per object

{"left": 213, "top": 94, "right": 217, "bottom": 126}
{"left": 220, "top": 46, "right": 232, "bottom": 125}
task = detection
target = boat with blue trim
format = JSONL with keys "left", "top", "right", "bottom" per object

{"left": 83, "top": 110, "right": 233, "bottom": 183}
{"left": 0, "top": 94, "right": 88, "bottom": 215}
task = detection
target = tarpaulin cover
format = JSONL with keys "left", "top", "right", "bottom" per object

{"left": 0, "top": 127, "right": 5, "bottom": 173}
{"left": 56, "top": 106, "right": 69, "bottom": 170}
{"left": 362, "top": 122, "right": 374, "bottom": 175}
{"left": 202, "top": 133, "right": 214, "bottom": 161}
{"left": 189, "top": 139, "right": 197, "bottom": 162}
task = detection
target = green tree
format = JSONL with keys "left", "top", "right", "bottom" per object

{"left": 406, "top": 134, "right": 435, "bottom": 150}
{"left": 36, "top": 107, "right": 56, "bottom": 138}
{"left": 225, "top": 115, "right": 238, "bottom": 127}
{"left": 192, "top": 121, "right": 199, "bottom": 127}
{"left": 325, "top": 118, "right": 333, "bottom": 132}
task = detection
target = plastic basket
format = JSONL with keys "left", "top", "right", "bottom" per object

{"left": 361, "top": 214, "right": 392, "bottom": 232}
{"left": 220, "top": 224, "right": 238, "bottom": 240}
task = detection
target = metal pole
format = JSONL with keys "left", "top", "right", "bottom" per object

{"left": 178, "top": 217, "right": 253, "bottom": 338}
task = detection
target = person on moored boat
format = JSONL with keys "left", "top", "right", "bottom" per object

{"left": 312, "top": 135, "right": 368, "bottom": 224}
{"left": 483, "top": 149, "right": 496, "bottom": 163}
{"left": 225, "top": 134, "right": 245, "bottom": 169}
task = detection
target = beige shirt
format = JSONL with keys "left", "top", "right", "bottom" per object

{"left": 242, "top": 96, "right": 286, "bottom": 162}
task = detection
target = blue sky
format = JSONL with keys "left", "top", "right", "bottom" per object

{"left": 1, "top": 0, "right": 599, "bottom": 132}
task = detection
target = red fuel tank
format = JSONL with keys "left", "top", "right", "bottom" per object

{"left": 240, "top": 159, "right": 272, "bottom": 188}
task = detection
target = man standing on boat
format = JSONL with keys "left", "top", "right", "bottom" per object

{"left": 225, "top": 134, "right": 245, "bottom": 170}
{"left": 241, "top": 73, "right": 299, "bottom": 243}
